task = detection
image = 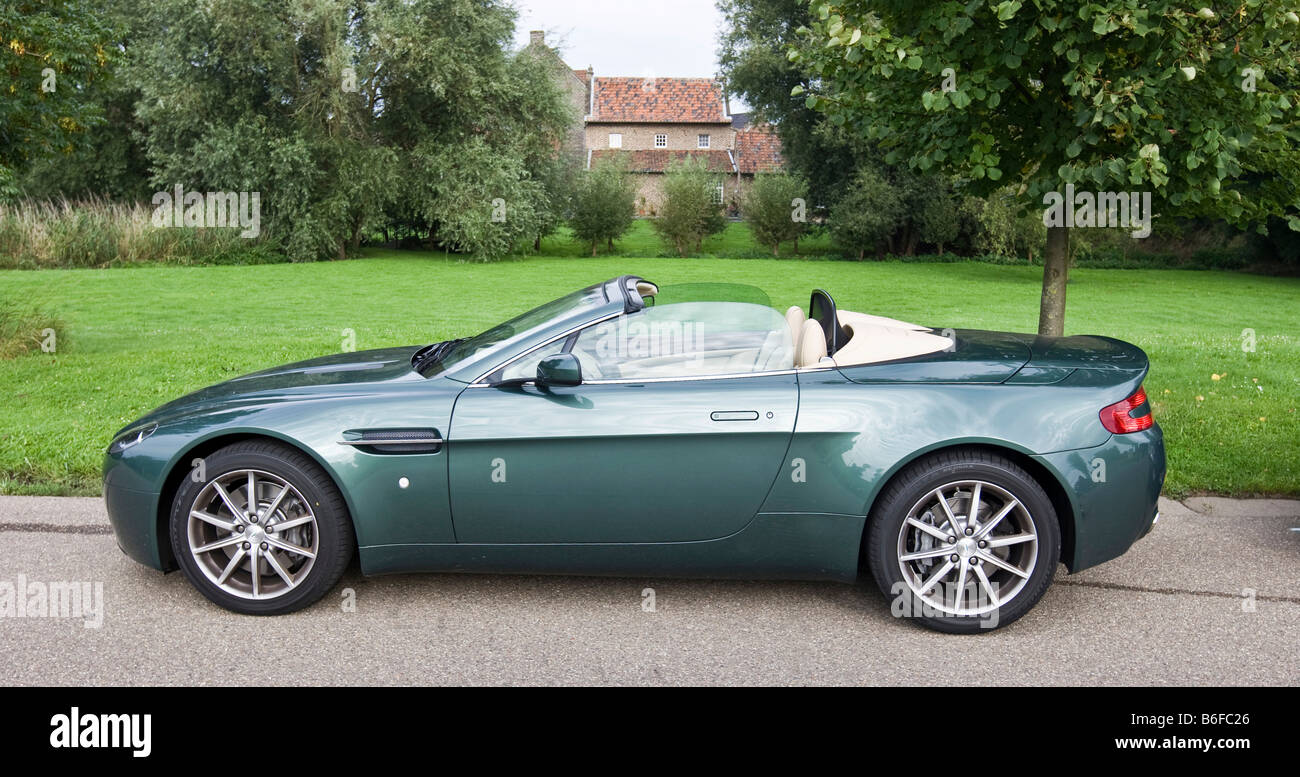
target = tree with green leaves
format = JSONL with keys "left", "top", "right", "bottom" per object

{"left": 127, "top": 0, "right": 570, "bottom": 261}
{"left": 794, "top": 1, "right": 1300, "bottom": 334}
{"left": 652, "top": 157, "right": 727, "bottom": 256}
{"left": 719, "top": 0, "right": 861, "bottom": 209}
{"left": 0, "top": 0, "right": 119, "bottom": 200}
{"left": 360, "top": 0, "right": 571, "bottom": 260}
{"left": 719, "top": 0, "right": 974, "bottom": 257}
{"left": 569, "top": 159, "right": 637, "bottom": 256}
{"left": 743, "top": 173, "right": 809, "bottom": 256}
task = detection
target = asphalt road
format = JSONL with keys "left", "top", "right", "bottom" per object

{"left": 1, "top": 495, "right": 1297, "bottom": 686}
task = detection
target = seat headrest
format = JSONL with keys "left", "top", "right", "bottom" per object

{"left": 796, "top": 319, "right": 828, "bottom": 368}
{"left": 785, "top": 306, "right": 806, "bottom": 347}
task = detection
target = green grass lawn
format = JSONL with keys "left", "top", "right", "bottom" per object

{"left": 1, "top": 253, "right": 1296, "bottom": 497}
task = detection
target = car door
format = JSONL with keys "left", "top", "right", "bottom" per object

{"left": 447, "top": 303, "right": 798, "bottom": 544}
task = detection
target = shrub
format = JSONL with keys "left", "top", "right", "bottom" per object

{"left": 0, "top": 198, "right": 276, "bottom": 268}
{"left": 569, "top": 159, "right": 638, "bottom": 256}
{"left": 962, "top": 189, "right": 1046, "bottom": 261}
{"left": 0, "top": 298, "right": 65, "bottom": 359}
{"left": 915, "top": 183, "right": 960, "bottom": 254}
{"left": 651, "top": 157, "right": 726, "bottom": 256}
{"left": 829, "top": 167, "right": 904, "bottom": 259}
{"left": 742, "top": 174, "right": 809, "bottom": 257}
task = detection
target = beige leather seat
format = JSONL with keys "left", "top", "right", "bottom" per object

{"left": 785, "top": 306, "right": 806, "bottom": 349}
{"left": 795, "top": 319, "right": 827, "bottom": 367}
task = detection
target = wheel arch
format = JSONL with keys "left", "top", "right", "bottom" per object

{"left": 859, "top": 441, "right": 1079, "bottom": 573}
{"left": 154, "top": 430, "right": 357, "bottom": 572}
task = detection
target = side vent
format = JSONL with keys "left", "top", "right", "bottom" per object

{"left": 339, "top": 428, "right": 443, "bottom": 454}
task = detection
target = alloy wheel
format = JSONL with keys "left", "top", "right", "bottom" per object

{"left": 896, "top": 479, "right": 1038, "bottom": 616}
{"left": 186, "top": 469, "right": 319, "bottom": 600}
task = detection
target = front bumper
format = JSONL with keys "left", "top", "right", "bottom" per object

{"left": 103, "top": 453, "right": 167, "bottom": 571}
{"left": 1034, "top": 423, "right": 1165, "bottom": 572}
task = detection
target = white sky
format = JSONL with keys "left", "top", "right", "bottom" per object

{"left": 510, "top": 0, "right": 751, "bottom": 111}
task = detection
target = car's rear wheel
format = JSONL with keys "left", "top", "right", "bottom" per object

{"left": 169, "top": 440, "right": 354, "bottom": 615}
{"left": 867, "top": 449, "right": 1060, "bottom": 633}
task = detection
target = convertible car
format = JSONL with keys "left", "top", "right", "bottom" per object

{"left": 104, "top": 276, "right": 1164, "bottom": 632}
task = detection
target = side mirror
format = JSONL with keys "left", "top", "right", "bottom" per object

{"left": 535, "top": 353, "right": 582, "bottom": 387}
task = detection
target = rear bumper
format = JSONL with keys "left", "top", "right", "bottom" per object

{"left": 1140, "top": 511, "right": 1160, "bottom": 540}
{"left": 1034, "top": 423, "right": 1165, "bottom": 572}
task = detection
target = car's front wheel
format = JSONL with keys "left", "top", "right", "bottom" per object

{"left": 169, "top": 440, "right": 354, "bottom": 615}
{"left": 867, "top": 449, "right": 1060, "bottom": 633}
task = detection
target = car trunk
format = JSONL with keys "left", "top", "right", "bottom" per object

{"left": 834, "top": 329, "right": 1032, "bottom": 384}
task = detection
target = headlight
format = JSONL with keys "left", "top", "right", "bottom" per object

{"left": 107, "top": 423, "right": 158, "bottom": 455}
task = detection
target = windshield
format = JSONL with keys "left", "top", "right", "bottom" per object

{"left": 418, "top": 284, "right": 607, "bottom": 376}
{"left": 649, "top": 283, "right": 772, "bottom": 307}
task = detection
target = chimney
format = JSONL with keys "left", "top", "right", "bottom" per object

{"left": 529, "top": 30, "right": 545, "bottom": 47}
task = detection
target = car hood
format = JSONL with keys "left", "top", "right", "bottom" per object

{"left": 130, "top": 346, "right": 425, "bottom": 428}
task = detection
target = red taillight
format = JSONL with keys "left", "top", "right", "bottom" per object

{"left": 1099, "top": 386, "right": 1154, "bottom": 434}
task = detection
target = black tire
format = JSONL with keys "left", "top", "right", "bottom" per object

{"left": 866, "top": 449, "right": 1060, "bottom": 634}
{"left": 169, "top": 440, "right": 354, "bottom": 615}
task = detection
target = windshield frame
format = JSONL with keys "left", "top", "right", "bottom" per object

{"left": 424, "top": 277, "right": 646, "bottom": 382}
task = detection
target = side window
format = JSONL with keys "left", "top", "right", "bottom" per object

{"left": 570, "top": 302, "right": 793, "bottom": 381}
{"left": 495, "top": 349, "right": 553, "bottom": 383}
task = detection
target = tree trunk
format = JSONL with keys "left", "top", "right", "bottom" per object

{"left": 773, "top": 244, "right": 780, "bottom": 257}
{"left": 858, "top": 248, "right": 865, "bottom": 261}
{"left": 591, "top": 243, "right": 598, "bottom": 257}
{"left": 534, "top": 236, "right": 541, "bottom": 252}
{"left": 936, "top": 242, "right": 944, "bottom": 256}
{"left": 793, "top": 236, "right": 799, "bottom": 254}
{"left": 1038, "top": 225, "right": 1069, "bottom": 336}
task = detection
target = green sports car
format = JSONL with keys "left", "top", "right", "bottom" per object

{"left": 103, "top": 276, "right": 1164, "bottom": 632}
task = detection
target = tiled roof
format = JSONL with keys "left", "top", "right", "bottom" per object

{"left": 591, "top": 149, "right": 736, "bottom": 174}
{"left": 735, "top": 125, "right": 784, "bottom": 174}
{"left": 590, "top": 78, "right": 729, "bottom": 123}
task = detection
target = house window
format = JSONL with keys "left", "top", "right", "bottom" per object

{"left": 698, "top": 134, "right": 711, "bottom": 149}
{"left": 655, "top": 134, "right": 667, "bottom": 148}
{"left": 609, "top": 133, "right": 623, "bottom": 149}
{"left": 713, "top": 184, "right": 725, "bottom": 204}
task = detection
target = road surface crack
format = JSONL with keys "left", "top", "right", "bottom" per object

{"left": 0, "top": 522, "right": 113, "bottom": 535}
{"left": 1059, "top": 578, "right": 1300, "bottom": 605}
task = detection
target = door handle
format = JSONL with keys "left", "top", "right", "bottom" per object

{"left": 710, "top": 411, "right": 760, "bottom": 422}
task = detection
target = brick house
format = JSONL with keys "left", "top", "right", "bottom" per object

{"left": 525, "top": 31, "right": 784, "bottom": 217}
